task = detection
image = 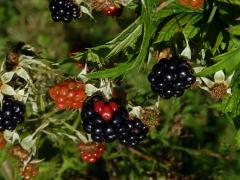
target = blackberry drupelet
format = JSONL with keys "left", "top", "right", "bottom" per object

{"left": 49, "top": 0, "right": 80, "bottom": 23}
{"left": 148, "top": 56, "right": 196, "bottom": 99}
{"left": 0, "top": 97, "right": 25, "bottom": 131}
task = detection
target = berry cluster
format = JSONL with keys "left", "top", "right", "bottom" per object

{"left": 49, "top": 80, "right": 86, "bottom": 110}
{"left": 49, "top": 0, "right": 80, "bottom": 23}
{"left": 148, "top": 56, "right": 196, "bottom": 99}
{"left": 21, "top": 163, "right": 39, "bottom": 180}
{"left": 0, "top": 97, "right": 25, "bottom": 131}
{"left": 81, "top": 95, "right": 148, "bottom": 146}
{"left": 77, "top": 142, "right": 104, "bottom": 163}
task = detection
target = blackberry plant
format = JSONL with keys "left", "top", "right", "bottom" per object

{"left": 0, "top": 0, "right": 240, "bottom": 179}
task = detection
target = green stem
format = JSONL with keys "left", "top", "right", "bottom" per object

{"left": 172, "top": 145, "right": 223, "bottom": 159}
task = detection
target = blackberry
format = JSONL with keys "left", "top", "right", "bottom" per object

{"left": 0, "top": 97, "right": 25, "bottom": 131}
{"left": 49, "top": 0, "right": 80, "bottom": 23}
{"left": 118, "top": 118, "right": 149, "bottom": 147}
{"left": 81, "top": 95, "right": 149, "bottom": 146}
{"left": 81, "top": 95, "right": 128, "bottom": 143}
{"left": 148, "top": 56, "right": 196, "bottom": 99}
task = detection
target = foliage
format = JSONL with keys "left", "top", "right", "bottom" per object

{"left": 0, "top": 0, "right": 240, "bottom": 179}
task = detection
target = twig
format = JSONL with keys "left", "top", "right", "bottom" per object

{"left": 128, "top": 147, "right": 153, "bottom": 161}
{"left": 172, "top": 145, "right": 224, "bottom": 159}
{"left": 128, "top": 147, "right": 169, "bottom": 170}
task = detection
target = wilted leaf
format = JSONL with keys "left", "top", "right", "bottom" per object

{"left": 1, "top": 71, "right": 15, "bottom": 83}
{"left": 21, "top": 135, "right": 37, "bottom": 152}
{"left": 15, "top": 67, "right": 32, "bottom": 83}
{"left": 1, "top": 84, "right": 16, "bottom": 96}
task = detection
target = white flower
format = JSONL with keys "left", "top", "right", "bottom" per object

{"left": 194, "top": 68, "right": 235, "bottom": 100}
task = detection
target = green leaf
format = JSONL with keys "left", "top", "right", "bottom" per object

{"left": 87, "top": 61, "right": 134, "bottom": 79}
{"left": 106, "top": 18, "right": 141, "bottom": 45}
{"left": 87, "top": 0, "right": 158, "bottom": 78}
{"left": 229, "top": 24, "right": 240, "bottom": 36}
{"left": 219, "top": 69, "right": 240, "bottom": 118}
{"left": 155, "top": 13, "right": 202, "bottom": 43}
{"left": 132, "top": 0, "right": 158, "bottom": 68}
{"left": 105, "top": 24, "right": 142, "bottom": 60}
{"left": 154, "top": 2, "right": 202, "bottom": 20}
{"left": 87, "top": 50, "right": 101, "bottom": 64}
{"left": 212, "top": 32, "right": 224, "bottom": 55}
{"left": 197, "top": 48, "right": 240, "bottom": 76}
{"left": 183, "top": 14, "right": 203, "bottom": 39}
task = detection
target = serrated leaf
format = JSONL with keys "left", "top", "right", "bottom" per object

{"left": 183, "top": 25, "right": 200, "bottom": 39}
{"left": 1, "top": 84, "right": 16, "bottom": 96}
{"left": 1, "top": 71, "right": 15, "bottom": 83}
{"left": 219, "top": 69, "right": 240, "bottom": 119}
{"left": 87, "top": 61, "right": 133, "bottom": 79}
{"left": 105, "top": 24, "right": 142, "bottom": 60}
{"left": 197, "top": 48, "right": 240, "bottom": 76}
{"left": 154, "top": 2, "right": 202, "bottom": 20}
{"left": 107, "top": 18, "right": 141, "bottom": 45}
{"left": 155, "top": 13, "right": 192, "bottom": 43}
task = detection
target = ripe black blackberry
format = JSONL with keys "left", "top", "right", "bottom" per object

{"left": 0, "top": 97, "right": 25, "bottom": 131}
{"left": 81, "top": 95, "right": 149, "bottom": 146}
{"left": 148, "top": 56, "right": 196, "bottom": 99}
{"left": 49, "top": 0, "right": 80, "bottom": 23}
{"left": 81, "top": 95, "right": 128, "bottom": 143}
{"left": 118, "top": 118, "right": 149, "bottom": 147}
